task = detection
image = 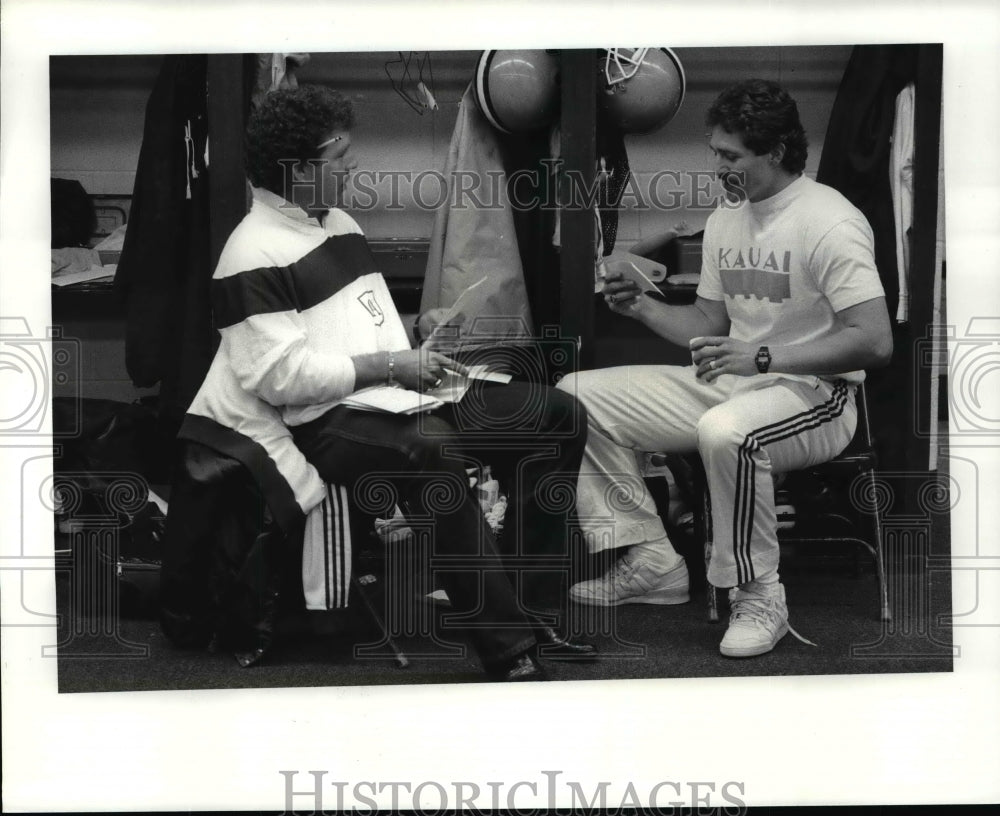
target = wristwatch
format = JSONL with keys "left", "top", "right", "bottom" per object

{"left": 755, "top": 345, "right": 772, "bottom": 374}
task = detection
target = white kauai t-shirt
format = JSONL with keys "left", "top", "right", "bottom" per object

{"left": 697, "top": 174, "right": 886, "bottom": 384}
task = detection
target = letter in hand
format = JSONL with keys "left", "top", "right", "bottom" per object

{"left": 420, "top": 277, "right": 486, "bottom": 350}
{"left": 601, "top": 270, "right": 643, "bottom": 315}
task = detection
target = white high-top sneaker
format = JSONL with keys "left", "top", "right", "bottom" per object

{"left": 569, "top": 550, "right": 690, "bottom": 607}
{"left": 720, "top": 582, "right": 790, "bottom": 658}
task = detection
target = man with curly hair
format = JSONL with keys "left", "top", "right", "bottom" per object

{"left": 559, "top": 79, "right": 893, "bottom": 658}
{"left": 162, "top": 85, "right": 593, "bottom": 681}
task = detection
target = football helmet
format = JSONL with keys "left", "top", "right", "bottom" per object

{"left": 473, "top": 49, "right": 560, "bottom": 133}
{"left": 599, "top": 47, "right": 686, "bottom": 134}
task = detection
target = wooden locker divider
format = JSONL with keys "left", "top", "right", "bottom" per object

{"left": 557, "top": 49, "right": 598, "bottom": 371}
{"left": 906, "top": 44, "right": 943, "bottom": 486}
{"left": 207, "top": 54, "right": 251, "bottom": 272}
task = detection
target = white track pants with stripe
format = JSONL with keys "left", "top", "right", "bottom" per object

{"left": 558, "top": 365, "right": 857, "bottom": 588}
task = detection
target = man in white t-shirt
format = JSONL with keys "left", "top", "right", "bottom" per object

{"left": 557, "top": 78, "right": 893, "bottom": 658}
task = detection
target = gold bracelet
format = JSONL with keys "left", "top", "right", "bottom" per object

{"left": 387, "top": 351, "right": 395, "bottom": 386}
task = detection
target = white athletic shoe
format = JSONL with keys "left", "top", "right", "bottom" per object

{"left": 570, "top": 550, "right": 690, "bottom": 607}
{"left": 720, "top": 582, "right": 807, "bottom": 658}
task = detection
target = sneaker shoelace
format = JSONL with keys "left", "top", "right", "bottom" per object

{"left": 786, "top": 623, "right": 817, "bottom": 647}
{"left": 608, "top": 555, "right": 638, "bottom": 587}
{"left": 732, "top": 594, "right": 817, "bottom": 648}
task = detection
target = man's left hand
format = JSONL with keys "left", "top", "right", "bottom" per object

{"left": 690, "top": 336, "right": 758, "bottom": 382}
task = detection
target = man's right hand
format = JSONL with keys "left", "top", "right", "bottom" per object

{"left": 601, "top": 271, "right": 644, "bottom": 316}
{"left": 393, "top": 348, "right": 466, "bottom": 392}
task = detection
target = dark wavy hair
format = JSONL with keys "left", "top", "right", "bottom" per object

{"left": 245, "top": 85, "right": 355, "bottom": 194}
{"left": 705, "top": 79, "right": 808, "bottom": 174}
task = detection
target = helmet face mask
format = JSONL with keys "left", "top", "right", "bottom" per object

{"left": 603, "top": 48, "right": 651, "bottom": 86}
{"left": 599, "top": 47, "right": 686, "bottom": 135}
{"left": 471, "top": 47, "right": 685, "bottom": 137}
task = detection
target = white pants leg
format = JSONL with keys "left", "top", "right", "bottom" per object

{"left": 699, "top": 377, "right": 856, "bottom": 588}
{"left": 559, "top": 366, "right": 857, "bottom": 587}
{"left": 558, "top": 365, "right": 727, "bottom": 555}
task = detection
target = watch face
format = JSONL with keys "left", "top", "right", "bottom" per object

{"left": 756, "top": 347, "right": 770, "bottom": 372}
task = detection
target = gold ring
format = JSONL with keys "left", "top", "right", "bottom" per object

{"left": 710, "top": 360, "right": 716, "bottom": 370}
{"left": 433, "top": 378, "right": 442, "bottom": 388}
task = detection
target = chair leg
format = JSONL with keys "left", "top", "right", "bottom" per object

{"left": 693, "top": 462, "right": 719, "bottom": 623}
{"left": 863, "top": 469, "right": 892, "bottom": 623}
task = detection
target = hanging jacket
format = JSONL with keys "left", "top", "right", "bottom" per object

{"left": 420, "top": 85, "right": 536, "bottom": 346}
{"left": 115, "top": 55, "right": 215, "bottom": 440}
{"left": 816, "top": 44, "right": 919, "bottom": 320}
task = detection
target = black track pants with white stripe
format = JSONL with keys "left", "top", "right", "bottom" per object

{"left": 559, "top": 365, "right": 857, "bottom": 588}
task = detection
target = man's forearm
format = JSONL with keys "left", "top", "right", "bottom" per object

{"left": 633, "top": 297, "right": 730, "bottom": 349}
{"left": 768, "top": 326, "right": 892, "bottom": 376}
{"left": 770, "top": 296, "right": 894, "bottom": 375}
{"left": 690, "top": 297, "right": 894, "bottom": 382}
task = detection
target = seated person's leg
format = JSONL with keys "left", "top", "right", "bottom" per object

{"left": 697, "top": 379, "right": 857, "bottom": 657}
{"left": 290, "top": 405, "right": 539, "bottom": 677}
{"left": 159, "top": 441, "right": 235, "bottom": 648}
{"left": 160, "top": 441, "right": 292, "bottom": 660}
{"left": 556, "top": 365, "right": 716, "bottom": 606}
{"left": 439, "top": 379, "right": 587, "bottom": 608}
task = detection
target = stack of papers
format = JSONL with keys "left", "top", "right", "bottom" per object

{"left": 51, "top": 267, "right": 117, "bottom": 287}
{"left": 341, "top": 367, "right": 513, "bottom": 415}
{"left": 341, "top": 387, "right": 443, "bottom": 415}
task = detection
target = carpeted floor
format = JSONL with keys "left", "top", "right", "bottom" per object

{"left": 55, "top": 537, "right": 952, "bottom": 693}
{"left": 56, "top": 441, "right": 955, "bottom": 692}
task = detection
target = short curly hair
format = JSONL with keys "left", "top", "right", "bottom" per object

{"left": 705, "top": 79, "right": 808, "bottom": 174}
{"left": 245, "top": 85, "right": 355, "bottom": 195}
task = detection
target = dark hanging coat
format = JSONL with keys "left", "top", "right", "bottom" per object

{"left": 115, "top": 55, "right": 214, "bottom": 442}
{"left": 816, "top": 44, "right": 922, "bottom": 472}
{"left": 816, "top": 44, "right": 920, "bottom": 321}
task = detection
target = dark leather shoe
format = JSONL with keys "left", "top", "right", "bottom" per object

{"left": 531, "top": 621, "right": 598, "bottom": 661}
{"left": 492, "top": 653, "right": 548, "bottom": 682}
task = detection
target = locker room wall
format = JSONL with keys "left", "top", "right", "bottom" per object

{"left": 50, "top": 46, "right": 851, "bottom": 244}
{"left": 49, "top": 46, "right": 853, "bottom": 401}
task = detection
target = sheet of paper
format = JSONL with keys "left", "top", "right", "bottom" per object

{"left": 432, "top": 365, "right": 512, "bottom": 403}
{"left": 431, "top": 371, "right": 472, "bottom": 403}
{"left": 341, "top": 386, "right": 443, "bottom": 414}
{"left": 602, "top": 255, "right": 664, "bottom": 294}
{"left": 464, "top": 364, "right": 513, "bottom": 384}
{"left": 421, "top": 276, "right": 488, "bottom": 350}
{"left": 51, "top": 266, "right": 116, "bottom": 287}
